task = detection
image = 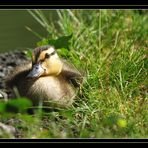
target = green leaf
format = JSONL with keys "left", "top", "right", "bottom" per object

{"left": 5, "top": 98, "right": 32, "bottom": 113}
{"left": 116, "top": 118, "right": 127, "bottom": 128}
{"left": 0, "top": 102, "right": 6, "bottom": 113}
{"left": 37, "top": 38, "right": 49, "bottom": 47}
{"left": 49, "top": 34, "right": 73, "bottom": 49}
{"left": 37, "top": 34, "right": 73, "bottom": 50}
{"left": 57, "top": 48, "right": 70, "bottom": 58}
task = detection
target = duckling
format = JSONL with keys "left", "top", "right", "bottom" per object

{"left": 6, "top": 45, "right": 82, "bottom": 108}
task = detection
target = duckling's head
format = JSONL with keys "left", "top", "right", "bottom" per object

{"left": 27, "top": 45, "right": 63, "bottom": 78}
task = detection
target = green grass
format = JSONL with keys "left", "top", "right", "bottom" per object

{"left": 1, "top": 10, "right": 147, "bottom": 138}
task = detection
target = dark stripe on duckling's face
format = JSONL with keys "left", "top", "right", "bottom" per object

{"left": 37, "top": 50, "right": 56, "bottom": 64}
{"left": 32, "top": 45, "right": 53, "bottom": 64}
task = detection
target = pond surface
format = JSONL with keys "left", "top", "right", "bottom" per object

{"left": 0, "top": 10, "right": 56, "bottom": 53}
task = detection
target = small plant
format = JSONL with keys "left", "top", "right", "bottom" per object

{"left": 0, "top": 97, "right": 32, "bottom": 114}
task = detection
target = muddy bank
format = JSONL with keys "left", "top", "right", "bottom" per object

{"left": 0, "top": 51, "right": 31, "bottom": 138}
{"left": 0, "top": 51, "right": 30, "bottom": 98}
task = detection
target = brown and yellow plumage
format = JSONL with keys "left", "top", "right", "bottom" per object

{"left": 6, "top": 45, "right": 82, "bottom": 108}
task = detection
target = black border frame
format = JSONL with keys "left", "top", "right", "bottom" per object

{"left": 0, "top": 1, "right": 148, "bottom": 144}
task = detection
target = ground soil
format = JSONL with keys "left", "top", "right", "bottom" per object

{"left": 0, "top": 51, "right": 29, "bottom": 98}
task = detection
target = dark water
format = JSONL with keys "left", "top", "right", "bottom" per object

{"left": 0, "top": 10, "right": 56, "bottom": 53}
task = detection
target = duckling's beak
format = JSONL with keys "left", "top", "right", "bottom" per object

{"left": 27, "top": 64, "right": 44, "bottom": 78}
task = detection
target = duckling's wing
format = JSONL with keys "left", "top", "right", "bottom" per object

{"left": 5, "top": 62, "right": 32, "bottom": 88}
{"left": 61, "top": 59, "right": 83, "bottom": 87}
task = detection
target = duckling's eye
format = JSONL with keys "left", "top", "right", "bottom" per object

{"left": 45, "top": 53, "right": 50, "bottom": 59}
